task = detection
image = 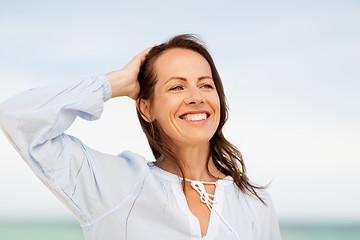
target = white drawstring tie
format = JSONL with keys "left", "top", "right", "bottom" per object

{"left": 184, "top": 179, "right": 217, "bottom": 211}
{"left": 184, "top": 178, "right": 241, "bottom": 240}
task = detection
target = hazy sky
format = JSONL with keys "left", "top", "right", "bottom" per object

{"left": 0, "top": 0, "right": 359, "bottom": 223}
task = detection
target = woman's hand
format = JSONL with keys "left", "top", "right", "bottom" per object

{"left": 105, "top": 47, "right": 152, "bottom": 100}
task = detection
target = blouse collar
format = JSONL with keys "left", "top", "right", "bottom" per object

{"left": 147, "top": 161, "right": 234, "bottom": 186}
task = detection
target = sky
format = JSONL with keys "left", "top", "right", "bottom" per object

{"left": 0, "top": 0, "right": 359, "bottom": 224}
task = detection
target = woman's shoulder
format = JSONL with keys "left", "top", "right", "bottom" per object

{"left": 117, "top": 150, "right": 149, "bottom": 168}
{"left": 84, "top": 146, "right": 149, "bottom": 176}
{"left": 245, "top": 183, "right": 273, "bottom": 204}
{"left": 117, "top": 150, "right": 147, "bottom": 161}
{"left": 243, "top": 185, "right": 278, "bottom": 219}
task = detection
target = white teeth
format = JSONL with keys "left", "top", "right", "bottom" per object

{"left": 183, "top": 113, "right": 207, "bottom": 121}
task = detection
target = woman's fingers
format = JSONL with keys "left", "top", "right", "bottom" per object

{"left": 137, "top": 47, "right": 152, "bottom": 63}
{"left": 106, "top": 47, "right": 152, "bottom": 99}
{"left": 125, "top": 46, "right": 152, "bottom": 72}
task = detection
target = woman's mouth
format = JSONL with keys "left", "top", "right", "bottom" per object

{"left": 180, "top": 113, "right": 209, "bottom": 121}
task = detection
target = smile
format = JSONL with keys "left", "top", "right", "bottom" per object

{"left": 180, "top": 113, "right": 208, "bottom": 121}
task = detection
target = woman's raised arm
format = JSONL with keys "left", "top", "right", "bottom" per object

{"left": 0, "top": 48, "right": 151, "bottom": 225}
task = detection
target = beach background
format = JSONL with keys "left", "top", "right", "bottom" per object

{"left": 1, "top": 220, "right": 360, "bottom": 240}
{"left": 1, "top": 0, "right": 359, "bottom": 239}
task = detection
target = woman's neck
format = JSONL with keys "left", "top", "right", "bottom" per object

{"left": 155, "top": 142, "right": 226, "bottom": 181}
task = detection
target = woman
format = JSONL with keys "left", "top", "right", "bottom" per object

{"left": 0, "top": 34, "right": 281, "bottom": 239}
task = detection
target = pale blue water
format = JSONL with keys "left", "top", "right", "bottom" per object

{"left": 280, "top": 223, "right": 360, "bottom": 240}
{"left": 1, "top": 221, "right": 360, "bottom": 240}
{"left": 0, "top": 221, "right": 84, "bottom": 240}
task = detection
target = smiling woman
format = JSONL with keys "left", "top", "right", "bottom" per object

{"left": 0, "top": 34, "right": 281, "bottom": 240}
{"left": 140, "top": 48, "right": 221, "bottom": 155}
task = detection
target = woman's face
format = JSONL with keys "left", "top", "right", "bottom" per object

{"left": 148, "top": 48, "right": 220, "bottom": 147}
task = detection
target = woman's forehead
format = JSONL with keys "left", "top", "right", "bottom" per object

{"left": 153, "top": 48, "right": 212, "bottom": 82}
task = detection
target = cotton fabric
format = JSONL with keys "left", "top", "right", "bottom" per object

{"left": 0, "top": 75, "right": 281, "bottom": 240}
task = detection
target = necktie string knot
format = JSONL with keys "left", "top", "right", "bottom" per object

{"left": 186, "top": 179, "right": 217, "bottom": 211}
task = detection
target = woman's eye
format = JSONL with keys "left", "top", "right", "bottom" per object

{"left": 169, "top": 85, "right": 184, "bottom": 91}
{"left": 201, "top": 84, "right": 214, "bottom": 89}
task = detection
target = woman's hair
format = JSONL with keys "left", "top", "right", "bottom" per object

{"left": 137, "top": 34, "right": 265, "bottom": 203}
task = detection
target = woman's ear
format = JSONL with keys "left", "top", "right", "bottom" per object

{"left": 137, "top": 98, "right": 152, "bottom": 122}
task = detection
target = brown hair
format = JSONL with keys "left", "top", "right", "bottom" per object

{"left": 136, "top": 34, "right": 265, "bottom": 203}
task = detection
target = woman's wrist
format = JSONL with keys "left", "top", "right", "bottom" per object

{"left": 105, "top": 70, "right": 138, "bottom": 99}
{"left": 104, "top": 71, "right": 121, "bottom": 98}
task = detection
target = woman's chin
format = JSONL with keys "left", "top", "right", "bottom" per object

{"left": 175, "top": 135, "right": 213, "bottom": 147}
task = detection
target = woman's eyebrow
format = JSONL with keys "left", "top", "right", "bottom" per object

{"left": 164, "top": 76, "right": 213, "bottom": 86}
{"left": 198, "top": 76, "right": 213, "bottom": 81}
{"left": 165, "top": 77, "right": 187, "bottom": 85}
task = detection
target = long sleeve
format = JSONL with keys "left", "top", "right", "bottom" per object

{"left": 251, "top": 189, "right": 282, "bottom": 240}
{"left": 0, "top": 74, "right": 112, "bottom": 161}
{"left": 261, "top": 195, "right": 282, "bottom": 239}
{"left": 0, "top": 75, "right": 147, "bottom": 226}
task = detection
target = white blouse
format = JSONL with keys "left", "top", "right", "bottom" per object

{"left": 0, "top": 74, "right": 281, "bottom": 240}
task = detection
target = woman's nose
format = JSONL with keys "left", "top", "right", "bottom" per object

{"left": 185, "top": 87, "right": 205, "bottom": 104}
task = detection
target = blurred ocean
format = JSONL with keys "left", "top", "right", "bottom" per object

{"left": 1, "top": 220, "right": 360, "bottom": 240}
